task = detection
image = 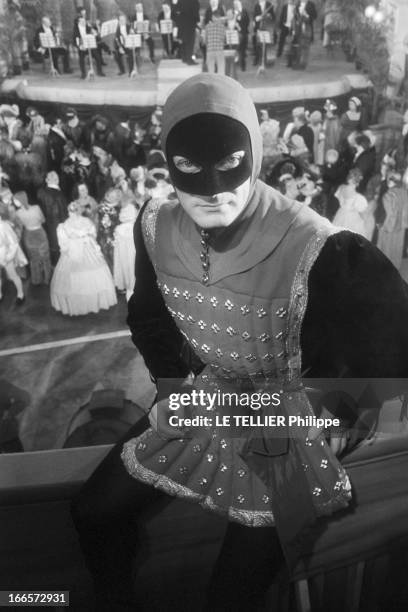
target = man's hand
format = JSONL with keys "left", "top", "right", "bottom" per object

{"left": 307, "top": 407, "right": 349, "bottom": 456}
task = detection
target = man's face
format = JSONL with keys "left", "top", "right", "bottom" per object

{"left": 176, "top": 178, "right": 251, "bottom": 229}
{"left": 210, "top": 0, "right": 219, "bottom": 10}
{"left": 43, "top": 17, "right": 51, "bottom": 28}
{"left": 78, "top": 184, "right": 88, "bottom": 198}
{"left": 136, "top": 3, "right": 143, "bottom": 12}
{"left": 260, "top": 110, "right": 268, "bottom": 122}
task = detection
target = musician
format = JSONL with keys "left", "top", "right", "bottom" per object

{"left": 253, "top": 1, "right": 275, "bottom": 66}
{"left": 74, "top": 15, "right": 105, "bottom": 79}
{"left": 34, "top": 16, "right": 72, "bottom": 75}
{"left": 178, "top": 0, "right": 200, "bottom": 65}
{"left": 277, "top": 0, "right": 297, "bottom": 58}
{"left": 158, "top": 1, "right": 177, "bottom": 58}
{"left": 114, "top": 14, "right": 134, "bottom": 76}
{"left": 300, "top": 0, "right": 317, "bottom": 43}
{"left": 233, "top": 0, "right": 249, "bottom": 71}
{"left": 204, "top": 0, "right": 226, "bottom": 25}
{"left": 133, "top": 2, "right": 155, "bottom": 64}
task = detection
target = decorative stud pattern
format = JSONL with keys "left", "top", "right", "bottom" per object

{"left": 179, "top": 466, "right": 189, "bottom": 475}
{"left": 334, "top": 481, "right": 343, "bottom": 491}
{"left": 230, "top": 351, "right": 240, "bottom": 361}
{"left": 226, "top": 326, "right": 237, "bottom": 336}
{"left": 275, "top": 331, "right": 284, "bottom": 340}
{"left": 276, "top": 307, "right": 288, "bottom": 318}
{"left": 211, "top": 323, "right": 221, "bottom": 334}
{"left": 258, "top": 333, "right": 271, "bottom": 343}
{"left": 245, "top": 354, "right": 257, "bottom": 363}
{"left": 187, "top": 315, "right": 196, "bottom": 324}
{"left": 196, "top": 293, "right": 204, "bottom": 303}
{"left": 237, "top": 468, "right": 247, "bottom": 478}
{"left": 215, "top": 349, "right": 223, "bottom": 358}
{"left": 201, "top": 344, "right": 211, "bottom": 354}
{"left": 176, "top": 312, "right": 185, "bottom": 321}
{"left": 191, "top": 339, "right": 199, "bottom": 349}
{"left": 220, "top": 439, "right": 228, "bottom": 449}
{"left": 199, "top": 477, "right": 208, "bottom": 487}
{"left": 313, "top": 487, "right": 322, "bottom": 496}
{"left": 262, "top": 353, "right": 274, "bottom": 362}
{"left": 240, "top": 305, "right": 251, "bottom": 316}
{"left": 183, "top": 290, "right": 191, "bottom": 300}
{"left": 158, "top": 455, "right": 168, "bottom": 463}
{"left": 137, "top": 442, "right": 147, "bottom": 451}
{"left": 207, "top": 453, "right": 215, "bottom": 462}
{"left": 220, "top": 464, "right": 228, "bottom": 472}
{"left": 216, "top": 487, "right": 224, "bottom": 496}
{"left": 224, "top": 299, "right": 234, "bottom": 311}
{"left": 320, "top": 459, "right": 328, "bottom": 469}
{"left": 172, "top": 288, "right": 180, "bottom": 298}
{"left": 198, "top": 320, "right": 207, "bottom": 330}
{"left": 242, "top": 331, "right": 251, "bottom": 341}
{"left": 237, "top": 494, "right": 245, "bottom": 504}
{"left": 262, "top": 495, "right": 270, "bottom": 504}
{"left": 193, "top": 444, "right": 202, "bottom": 453}
{"left": 256, "top": 307, "right": 267, "bottom": 318}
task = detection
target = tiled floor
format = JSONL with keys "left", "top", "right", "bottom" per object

{"left": 0, "top": 282, "right": 155, "bottom": 452}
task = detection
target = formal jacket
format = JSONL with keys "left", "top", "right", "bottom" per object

{"left": 235, "top": 9, "right": 250, "bottom": 35}
{"left": 254, "top": 1, "right": 275, "bottom": 31}
{"left": 73, "top": 21, "right": 92, "bottom": 49}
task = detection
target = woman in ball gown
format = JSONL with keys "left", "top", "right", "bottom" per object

{"left": 332, "top": 168, "right": 368, "bottom": 236}
{"left": 50, "top": 201, "right": 117, "bottom": 316}
{"left": 113, "top": 192, "right": 139, "bottom": 301}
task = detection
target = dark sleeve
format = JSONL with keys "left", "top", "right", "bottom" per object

{"left": 127, "top": 203, "right": 204, "bottom": 382}
{"left": 301, "top": 231, "right": 408, "bottom": 420}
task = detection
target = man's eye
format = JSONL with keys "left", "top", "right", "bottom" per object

{"left": 215, "top": 151, "right": 245, "bottom": 172}
{"left": 173, "top": 156, "right": 202, "bottom": 174}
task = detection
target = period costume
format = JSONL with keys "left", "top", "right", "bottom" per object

{"left": 72, "top": 75, "right": 408, "bottom": 611}
{"left": 50, "top": 210, "right": 117, "bottom": 316}
{"left": 37, "top": 184, "right": 68, "bottom": 265}
{"left": 15, "top": 193, "right": 51, "bottom": 285}
{"left": 332, "top": 184, "right": 368, "bottom": 236}
{"left": 113, "top": 202, "right": 138, "bottom": 298}
{"left": 377, "top": 185, "right": 408, "bottom": 270}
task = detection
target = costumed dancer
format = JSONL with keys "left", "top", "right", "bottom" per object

{"left": 50, "top": 201, "right": 117, "bottom": 316}
{"left": 377, "top": 172, "right": 408, "bottom": 270}
{"left": 113, "top": 193, "right": 138, "bottom": 301}
{"left": 14, "top": 190, "right": 51, "bottom": 285}
{"left": 0, "top": 203, "right": 26, "bottom": 304}
{"left": 71, "top": 74, "right": 408, "bottom": 612}
{"left": 332, "top": 168, "right": 368, "bottom": 236}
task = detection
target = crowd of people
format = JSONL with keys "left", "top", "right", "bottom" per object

{"left": 1, "top": 90, "right": 408, "bottom": 314}
{"left": 8, "top": 1, "right": 330, "bottom": 80}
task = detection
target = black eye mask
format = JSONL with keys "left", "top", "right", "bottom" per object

{"left": 166, "top": 113, "right": 253, "bottom": 196}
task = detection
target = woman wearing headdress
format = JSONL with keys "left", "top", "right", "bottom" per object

{"left": 72, "top": 74, "right": 408, "bottom": 611}
{"left": 50, "top": 201, "right": 117, "bottom": 316}
{"left": 339, "top": 96, "right": 363, "bottom": 150}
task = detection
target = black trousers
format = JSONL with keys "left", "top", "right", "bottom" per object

{"left": 277, "top": 26, "right": 290, "bottom": 57}
{"left": 71, "top": 416, "right": 284, "bottom": 611}
{"left": 78, "top": 49, "right": 103, "bottom": 77}
{"left": 47, "top": 47, "right": 70, "bottom": 73}
{"left": 180, "top": 27, "right": 196, "bottom": 62}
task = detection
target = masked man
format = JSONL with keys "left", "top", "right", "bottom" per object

{"left": 72, "top": 74, "right": 408, "bottom": 611}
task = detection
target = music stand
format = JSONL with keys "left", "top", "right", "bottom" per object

{"left": 39, "top": 32, "right": 59, "bottom": 78}
{"left": 83, "top": 34, "right": 97, "bottom": 80}
{"left": 256, "top": 30, "right": 271, "bottom": 76}
{"left": 225, "top": 30, "right": 239, "bottom": 49}
{"left": 125, "top": 34, "right": 142, "bottom": 78}
{"left": 135, "top": 20, "right": 151, "bottom": 62}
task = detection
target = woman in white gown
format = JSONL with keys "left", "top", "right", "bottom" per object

{"left": 50, "top": 202, "right": 117, "bottom": 316}
{"left": 113, "top": 194, "right": 138, "bottom": 301}
{"left": 332, "top": 168, "right": 368, "bottom": 236}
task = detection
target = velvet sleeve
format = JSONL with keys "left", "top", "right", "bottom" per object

{"left": 127, "top": 202, "right": 204, "bottom": 382}
{"left": 301, "top": 230, "right": 408, "bottom": 420}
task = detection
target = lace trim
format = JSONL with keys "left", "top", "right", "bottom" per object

{"left": 285, "top": 225, "right": 341, "bottom": 383}
{"left": 121, "top": 441, "right": 275, "bottom": 528}
{"left": 141, "top": 199, "right": 162, "bottom": 263}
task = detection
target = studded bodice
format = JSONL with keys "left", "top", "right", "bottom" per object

{"left": 142, "top": 196, "right": 339, "bottom": 386}
{"left": 157, "top": 277, "right": 290, "bottom": 382}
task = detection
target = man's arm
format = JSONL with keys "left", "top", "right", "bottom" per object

{"left": 301, "top": 230, "right": 408, "bottom": 424}
{"left": 127, "top": 202, "right": 204, "bottom": 382}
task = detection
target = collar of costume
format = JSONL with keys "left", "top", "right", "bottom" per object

{"left": 162, "top": 73, "right": 263, "bottom": 199}
{"left": 171, "top": 180, "right": 304, "bottom": 284}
